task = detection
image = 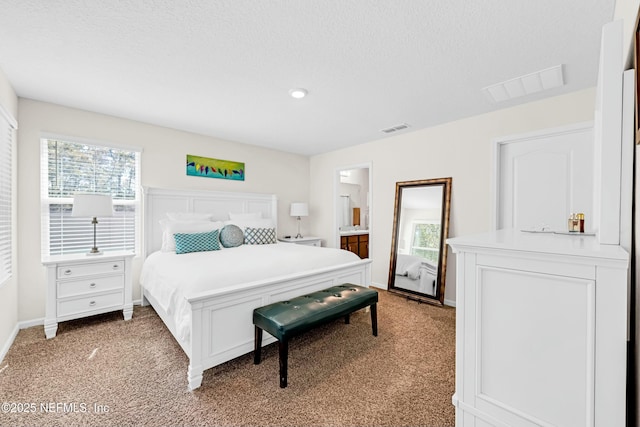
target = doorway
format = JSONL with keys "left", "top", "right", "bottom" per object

{"left": 333, "top": 163, "right": 372, "bottom": 252}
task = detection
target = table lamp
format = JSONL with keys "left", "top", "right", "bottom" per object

{"left": 71, "top": 193, "right": 113, "bottom": 255}
{"left": 290, "top": 202, "right": 308, "bottom": 239}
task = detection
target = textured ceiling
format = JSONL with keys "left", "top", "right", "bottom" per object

{"left": 0, "top": 1, "right": 615, "bottom": 155}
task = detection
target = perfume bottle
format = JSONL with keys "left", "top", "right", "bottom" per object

{"left": 577, "top": 213, "right": 585, "bottom": 233}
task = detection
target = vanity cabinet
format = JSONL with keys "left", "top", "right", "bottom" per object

{"left": 448, "top": 229, "right": 627, "bottom": 427}
{"left": 341, "top": 233, "right": 368, "bottom": 259}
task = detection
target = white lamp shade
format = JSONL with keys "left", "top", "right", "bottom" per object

{"left": 290, "top": 202, "right": 309, "bottom": 217}
{"left": 72, "top": 194, "right": 114, "bottom": 218}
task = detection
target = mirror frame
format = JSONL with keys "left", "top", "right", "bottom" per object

{"left": 387, "top": 177, "right": 452, "bottom": 306}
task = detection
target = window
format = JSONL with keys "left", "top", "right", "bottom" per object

{"left": 410, "top": 221, "right": 441, "bottom": 264}
{"left": 0, "top": 107, "right": 16, "bottom": 286}
{"left": 40, "top": 137, "right": 141, "bottom": 257}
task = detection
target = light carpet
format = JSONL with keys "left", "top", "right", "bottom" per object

{"left": 0, "top": 289, "right": 455, "bottom": 427}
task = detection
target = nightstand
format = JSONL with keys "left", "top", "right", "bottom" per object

{"left": 42, "top": 251, "right": 135, "bottom": 339}
{"left": 278, "top": 236, "right": 322, "bottom": 247}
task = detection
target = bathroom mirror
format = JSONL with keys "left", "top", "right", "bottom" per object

{"left": 388, "top": 178, "right": 452, "bottom": 305}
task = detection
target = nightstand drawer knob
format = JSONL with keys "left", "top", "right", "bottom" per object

{"left": 113, "top": 265, "right": 119, "bottom": 270}
{"left": 64, "top": 269, "right": 72, "bottom": 275}
{"left": 89, "top": 301, "right": 96, "bottom": 306}
{"left": 89, "top": 283, "right": 96, "bottom": 288}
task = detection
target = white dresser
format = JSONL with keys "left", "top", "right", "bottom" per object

{"left": 448, "top": 229, "right": 628, "bottom": 427}
{"left": 43, "top": 251, "right": 135, "bottom": 339}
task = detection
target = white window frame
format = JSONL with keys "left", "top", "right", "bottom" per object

{"left": 0, "top": 104, "right": 16, "bottom": 288}
{"left": 409, "top": 220, "right": 441, "bottom": 261}
{"left": 40, "top": 135, "right": 142, "bottom": 258}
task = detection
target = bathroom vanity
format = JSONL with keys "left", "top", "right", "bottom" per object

{"left": 340, "top": 230, "right": 368, "bottom": 259}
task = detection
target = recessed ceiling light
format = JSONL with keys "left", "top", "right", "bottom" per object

{"left": 289, "top": 88, "right": 308, "bottom": 99}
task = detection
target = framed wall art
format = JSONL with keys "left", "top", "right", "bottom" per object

{"left": 186, "top": 154, "right": 245, "bottom": 181}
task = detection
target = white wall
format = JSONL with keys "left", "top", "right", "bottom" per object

{"left": 17, "top": 99, "right": 309, "bottom": 322}
{"left": 0, "top": 67, "right": 18, "bottom": 357}
{"left": 310, "top": 88, "right": 597, "bottom": 303}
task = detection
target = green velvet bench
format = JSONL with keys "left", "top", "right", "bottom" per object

{"left": 253, "top": 284, "right": 378, "bottom": 388}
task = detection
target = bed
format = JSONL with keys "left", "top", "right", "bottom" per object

{"left": 140, "top": 187, "right": 372, "bottom": 390}
{"left": 394, "top": 254, "right": 437, "bottom": 296}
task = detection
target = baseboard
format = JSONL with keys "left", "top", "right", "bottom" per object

{"left": 444, "top": 299, "right": 456, "bottom": 307}
{"left": 371, "top": 281, "right": 388, "bottom": 290}
{"left": 0, "top": 323, "right": 19, "bottom": 364}
{"left": 19, "top": 317, "right": 44, "bottom": 329}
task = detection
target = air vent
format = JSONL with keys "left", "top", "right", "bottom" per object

{"left": 381, "top": 123, "right": 410, "bottom": 134}
{"left": 482, "top": 65, "right": 565, "bottom": 103}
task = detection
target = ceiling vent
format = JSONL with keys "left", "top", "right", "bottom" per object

{"left": 482, "top": 65, "right": 565, "bottom": 103}
{"left": 381, "top": 123, "right": 410, "bottom": 134}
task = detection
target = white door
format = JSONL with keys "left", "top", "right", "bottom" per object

{"left": 494, "top": 123, "right": 594, "bottom": 232}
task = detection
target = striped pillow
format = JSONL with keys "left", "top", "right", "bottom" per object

{"left": 174, "top": 229, "right": 221, "bottom": 254}
{"left": 244, "top": 227, "right": 276, "bottom": 245}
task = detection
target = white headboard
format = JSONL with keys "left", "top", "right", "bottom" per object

{"left": 143, "top": 187, "right": 278, "bottom": 257}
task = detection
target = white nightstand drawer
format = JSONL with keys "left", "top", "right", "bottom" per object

{"left": 57, "top": 275, "right": 124, "bottom": 298}
{"left": 277, "top": 237, "right": 322, "bottom": 247}
{"left": 57, "top": 291, "right": 124, "bottom": 318}
{"left": 57, "top": 260, "right": 124, "bottom": 279}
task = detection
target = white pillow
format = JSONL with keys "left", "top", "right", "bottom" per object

{"left": 224, "top": 218, "right": 274, "bottom": 231}
{"left": 396, "top": 254, "right": 423, "bottom": 279}
{"left": 228, "top": 212, "right": 262, "bottom": 221}
{"left": 159, "top": 219, "right": 224, "bottom": 252}
{"left": 166, "top": 212, "right": 213, "bottom": 221}
{"left": 406, "top": 262, "right": 421, "bottom": 280}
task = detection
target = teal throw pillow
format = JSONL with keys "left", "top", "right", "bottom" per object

{"left": 174, "top": 229, "right": 220, "bottom": 254}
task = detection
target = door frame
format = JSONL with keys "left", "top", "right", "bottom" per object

{"left": 490, "top": 121, "right": 594, "bottom": 231}
{"left": 333, "top": 162, "right": 372, "bottom": 249}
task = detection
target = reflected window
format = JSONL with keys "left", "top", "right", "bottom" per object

{"left": 410, "top": 221, "right": 441, "bottom": 263}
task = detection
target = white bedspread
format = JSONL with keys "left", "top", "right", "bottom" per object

{"left": 140, "top": 243, "right": 361, "bottom": 342}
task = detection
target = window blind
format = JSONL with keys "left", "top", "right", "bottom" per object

{"left": 0, "top": 110, "right": 15, "bottom": 286}
{"left": 40, "top": 138, "right": 141, "bottom": 257}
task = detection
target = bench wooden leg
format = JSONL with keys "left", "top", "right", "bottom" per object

{"left": 371, "top": 303, "right": 378, "bottom": 336}
{"left": 279, "top": 339, "right": 288, "bottom": 388}
{"left": 254, "top": 326, "right": 263, "bottom": 364}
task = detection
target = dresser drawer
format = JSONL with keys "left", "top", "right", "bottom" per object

{"left": 57, "top": 260, "right": 124, "bottom": 279}
{"left": 57, "top": 275, "right": 124, "bottom": 298}
{"left": 57, "top": 291, "right": 124, "bottom": 318}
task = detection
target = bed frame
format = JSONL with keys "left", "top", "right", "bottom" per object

{"left": 141, "top": 187, "right": 372, "bottom": 390}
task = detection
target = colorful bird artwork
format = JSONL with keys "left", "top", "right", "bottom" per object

{"left": 186, "top": 155, "right": 245, "bottom": 181}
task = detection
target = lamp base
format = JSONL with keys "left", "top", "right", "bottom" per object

{"left": 86, "top": 248, "right": 103, "bottom": 256}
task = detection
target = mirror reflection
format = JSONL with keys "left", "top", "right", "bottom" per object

{"left": 388, "top": 178, "right": 452, "bottom": 305}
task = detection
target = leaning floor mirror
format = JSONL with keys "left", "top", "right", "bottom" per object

{"left": 388, "top": 178, "right": 452, "bottom": 305}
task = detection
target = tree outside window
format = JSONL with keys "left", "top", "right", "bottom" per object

{"left": 410, "top": 221, "right": 441, "bottom": 263}
{"left": 41, "top": 138, "right": 140, "bottom": 256}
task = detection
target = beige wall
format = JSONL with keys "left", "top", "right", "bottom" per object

{"left": 0, "top": 66, "right": 18, "bottom": 354}
{"left": 309, "top": 88, "right": 597, "bottom": 303}
{"left": 17, "top": 99, "right": 309, "bottom": 321}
